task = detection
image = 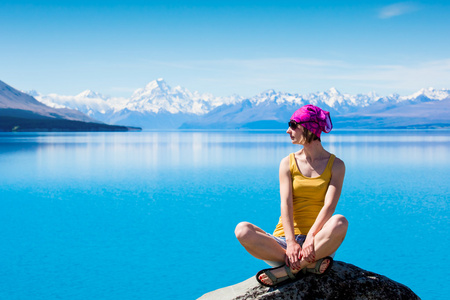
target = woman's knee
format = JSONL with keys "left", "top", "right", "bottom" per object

{"left": 331, "top": 214, "right": 348, "bottom": 235}
{"left": 235, "top": 222, "right": 255, "bottom": 241}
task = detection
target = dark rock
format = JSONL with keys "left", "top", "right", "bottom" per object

{"left": 199, "top": 261, "right": 420, "bottom": 300}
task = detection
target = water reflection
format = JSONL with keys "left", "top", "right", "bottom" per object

{"left": 0, "top": 131, "right": 449, "bottom": 173}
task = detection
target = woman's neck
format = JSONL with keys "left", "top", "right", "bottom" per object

{"left": 301, "top": 141, "right": 328, "bottom": 161}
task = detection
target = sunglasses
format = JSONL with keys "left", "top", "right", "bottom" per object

{"left": 288, "top": 120, "right": 318, "bottom": 130}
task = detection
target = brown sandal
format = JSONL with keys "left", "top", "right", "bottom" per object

{"left": 301, "top": 256, "right": 333, "bottom": 276}
{"left": 256, "top": 264, "right": 298, "bottom": 287}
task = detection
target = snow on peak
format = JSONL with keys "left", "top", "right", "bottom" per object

{"left": 263, "top": 89, "right": 277, "bottom": 95}
{"left": 127, "top": 79, "right": 219, "bottom": 114}
{"left": 367, "top": 91, "right": 379, "bottom": 98}
{"left": 25, "top": 90, "right": 41, "bottom": 97}
{"left": 77, "top": 90, "right": 104, "bottom": 99}
{"left": 405, "top": 87, "right": 450, "bottom": 101}
{"left": 328, "top": 87, "right": 340, "bottom": 95}
{"left": 33, "top": 89, "right": 115, "bottom": 115}
{"left": 144, "top": 78, "right": 168, "bottom": 91}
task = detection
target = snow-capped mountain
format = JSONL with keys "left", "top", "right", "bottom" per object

{"left": 31, "top": 89, "right": 124, "bottom": 121}
{"left": 406, "top": 87, "right": 450, "bottom": 101}
{"left": 0, "top": 80, "right": 97, "bottom": 122}
{"left": 29, "top": 79, "right": 450, "bottom": 129}
{"left": 0, "top": 80, "right": 139, "bottom": 132}
{"left": 30, "top": 78, "right": 245, "bottom": 128}
{"left": 126, "top": 78, "right": 237, "bottom": 114}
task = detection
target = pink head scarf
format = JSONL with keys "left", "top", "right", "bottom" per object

{"left": 290, "top": 104, "right": 333, "bottom": 138}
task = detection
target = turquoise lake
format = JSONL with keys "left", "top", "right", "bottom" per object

{"left": 0, "top": 130, "right": 449, "bottom": 299}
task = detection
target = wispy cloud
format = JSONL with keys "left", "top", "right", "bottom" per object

{"left": 138, "top": 57, "right": 450, "bottom": 96}
{"left": 379, "top": 2, "right": 420, "bottom": 19}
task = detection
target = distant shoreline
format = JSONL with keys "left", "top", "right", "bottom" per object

{"left": 0, "top": 116, "right": 141, "bottom": 132}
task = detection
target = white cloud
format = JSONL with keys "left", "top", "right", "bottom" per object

{"left": 379, "top": 2, "right": 420, "bottom": 19}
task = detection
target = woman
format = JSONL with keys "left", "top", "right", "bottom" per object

{"left": 235, "top": 104, "right": 348, "bottom": 287}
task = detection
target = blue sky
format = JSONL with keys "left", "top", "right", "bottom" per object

{"left": 1, "top": 1, "right": 449, "bottom": 97}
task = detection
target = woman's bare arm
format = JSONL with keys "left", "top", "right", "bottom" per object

{"left": 279, "top": 155, "right": 303, "bottom": 269}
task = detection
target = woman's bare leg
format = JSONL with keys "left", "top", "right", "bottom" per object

{"left": 235, "top": 221, "right": 286, "bottom": 262}
{"left": 311, "top": 214, "right": 348, "bottom": 261}
{"left": 257, "top": 214, "right": 348, "bottom": 285}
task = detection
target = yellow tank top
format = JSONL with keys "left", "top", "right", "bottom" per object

{"left": 273, "top": 153, "right": 335, "bottom": 237}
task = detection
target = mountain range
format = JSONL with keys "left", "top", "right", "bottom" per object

{"left": 28, "top": 78, "right": 450, "bottom": 129}
{"left": 0, "top": 80, "right": 140, "bottom": 132}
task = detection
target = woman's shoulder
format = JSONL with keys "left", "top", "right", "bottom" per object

{"left": 280, "top": 151, "right": 300, "bottom": 164}
{"left": 331, "top": 154, "right": 344, "bottom": 165}
{"left": 331, "top": 155, "right": 345, "bottom": 175}
{"left": 280, "top": 154, "right": 291, "bottom": 166}
{"left": 279, "top": 153, "right": 294, "bottom": 172}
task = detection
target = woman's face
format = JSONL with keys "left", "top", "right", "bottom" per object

{"left": 287, "top": 123, "right": 305, "bottom": 145}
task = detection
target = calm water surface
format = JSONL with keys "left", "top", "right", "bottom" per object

{"left": 0, "top": 130, "right": 449, "bottom": 299}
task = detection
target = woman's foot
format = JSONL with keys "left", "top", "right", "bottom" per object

{"left": 317, "top": 258, "right": 331, "bottom": 273}
{"left": 257, "top": 265, "right": 300, "bottom": 287}
{"left": 257, "top": 257, "right": 333, "bottom": 286}
{"left": 301, "top": 256, "right": 333, "bottom": 275}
